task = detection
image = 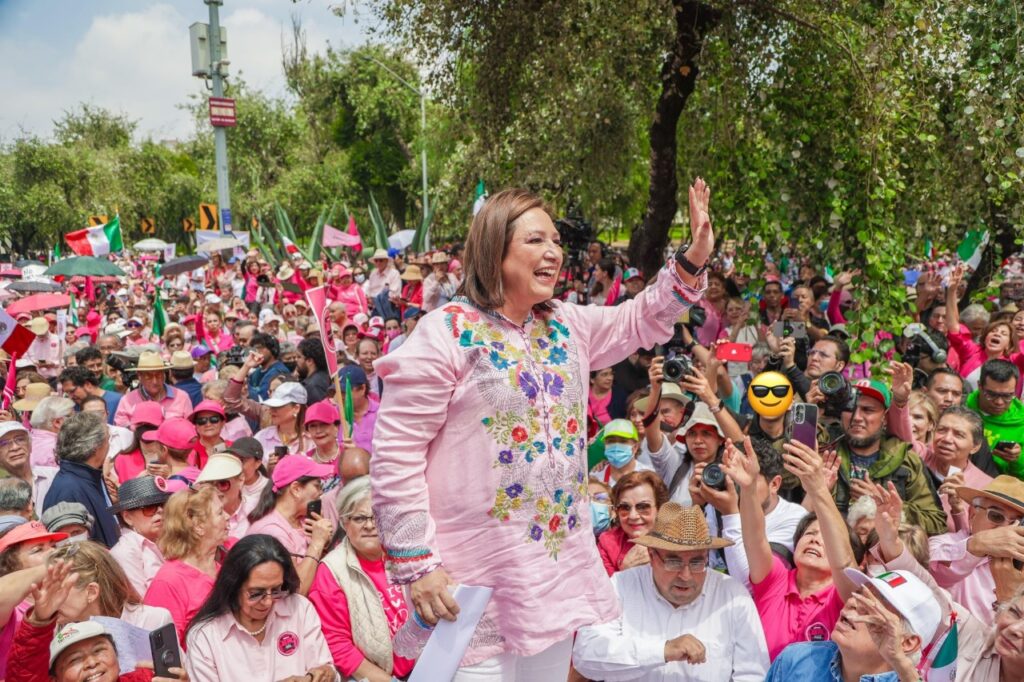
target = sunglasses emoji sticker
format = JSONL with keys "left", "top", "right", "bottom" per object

{"left": 747, "top": 372, "right": 794, "bottom": 418}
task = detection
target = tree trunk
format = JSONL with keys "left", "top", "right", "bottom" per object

{"left": 629, "top": 1, "right": 721, "bottom": 279}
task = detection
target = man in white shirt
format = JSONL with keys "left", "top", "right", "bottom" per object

{"left": 363, "top": 248, "right": 402, "bottom": 299}
{"left": 695, "top": 434, "right": 808, "bottom": 586}
{"left": 574, "top": 503, "right": 769, "bottom": 681}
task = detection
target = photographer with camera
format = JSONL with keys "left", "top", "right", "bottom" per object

{"left": 771, "top": 332, "right": 850, "bottom": 403}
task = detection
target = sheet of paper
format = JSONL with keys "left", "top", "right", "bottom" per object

{"left": 409, "top": 585, "right": 493, "bottom": 682}
{"left": 90, "top": 616, "right": 154, "bottom": 674}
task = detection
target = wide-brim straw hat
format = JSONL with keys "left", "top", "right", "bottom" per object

{"left": 957, "top": 475, "right": 1024, "bottom": 516}
{"left": 401, "top": 265, "right": 423, "bottom": 282}
{"left": 12, "top": 383, "right": 52, "bottom": 412}
{"left": 430, "top": 251, "right": 449, "bottom": 264}
{"left": 125, "top": 350, "right": 171, "bottom": 372}
{"left": 632, "top": 502, "right": 733, "bottom": 551}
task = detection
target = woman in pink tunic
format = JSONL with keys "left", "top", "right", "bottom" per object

{"left": 370, "top": 180, "right": 715, "bottom": 678}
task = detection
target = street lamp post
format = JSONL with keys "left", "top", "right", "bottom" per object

{"left": 357, "top": 54, "right": 429, "bottom": 224}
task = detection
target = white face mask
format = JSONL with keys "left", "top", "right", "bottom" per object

{"left": 355, "top": 274, "right": 366, "bottom": 284}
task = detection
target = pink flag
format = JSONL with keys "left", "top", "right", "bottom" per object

{"left": 304, "top": 286, "right": 339, "bottom": 380}
{"left": 1, "top": 353, "right": 17, "bottom": 411}
{"left": 347, "top": 214, "right": 362, "bottom": 253}
{"left": 323, "top": 222, "right": 362, "bottom": 249}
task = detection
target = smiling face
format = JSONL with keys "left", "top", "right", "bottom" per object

{"left": 747, "top": 372, "right": 794, "bottom": 418}
{"left": 499, "top": 209, "right": 564, "bottom": 318}
{"left": 616, "top": 484, "right": 657, "bottom": 539}
{"left": 239, "top": 560, "right": 285, "bottom": 626}
{"left": 53, "top": 636, "right": 120, "bottom": 682}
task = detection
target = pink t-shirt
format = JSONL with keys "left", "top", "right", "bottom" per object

{"left": 750, "top": 555, "right": 843, "bottom": 660}
{"left": 247, "top": 510, "right": 309, "bottom": 558}
{"left": 114, "top": 449, "right": 148, "bottom": 483}
{"left": 307, "top": 555, "right": 415, "bottom": 678}
{"left": 143, "top": 559, "right": 217, "bottom": 647}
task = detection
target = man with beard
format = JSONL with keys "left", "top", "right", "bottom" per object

{"left": 297, "top": 337, "right": 332, "bottom": 405}
{"left": 832, "top": 378, "right": 946, "bottom": 536}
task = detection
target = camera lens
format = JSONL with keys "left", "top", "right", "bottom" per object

{"left": 701, "top": 462, "right": 727, "bottom": 491}
{"left": 818, "top": 372, "right": 844, "bottom": 395}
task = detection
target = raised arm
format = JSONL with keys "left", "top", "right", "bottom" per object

{"left": 720, "top": 437, "right": 773, "bottom": 584}
{"left": 945, "top": 265, "right": 964, "bottom": 334}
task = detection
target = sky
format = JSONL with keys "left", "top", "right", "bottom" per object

{"left": 0, "top": 0, "right": 374, "bottom": 143}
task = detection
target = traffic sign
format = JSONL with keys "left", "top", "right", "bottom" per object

{"left": 199, "top": 203, "right": 218, "bottom": 231}
{"left": 209, "top": 97, "right": 236, "bottom": 127}
{"left": 88, "top": 215, "right": 108, "bottom": 227}
{"left": 140, "top": 217, "right": 156, "bottom": 234}
{"left": 182, "top": 218, "right": 195, "bottom": 233}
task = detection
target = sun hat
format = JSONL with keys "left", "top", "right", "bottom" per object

{"left": 191, "top": 346, "right": 213, "bottom": 360}
{"left": 956, "top": 475, "right": 1024, "bottom": 516}
{"left": 680, "top": 401, "right": 725, "bottom": 438}
{"left": 277, "top": 264, "right": 295, "bottom": 280}
{"left": 126, "top": 351, "right": 171, "bottom": 372}
{"left": 27, "top": 317, "right": 48, "bottom": 335}
{"left": 603, "top": 418, "right": 638, "bottom": 441}
{"left": 632, "top": 502, "right": 733, "bottom": 551}
{"left": 12, "top": 383, "right": 52, "bottom": 412}
{"left": 633, "top": 382, "right": 689, "bottom": 413}
{"left": 262, "top": 382, "right": 308, "bottom": 408}
{"left": 337, "top": 364, "right": 368, "bottom": 388}
{"left": 39, "top": 502, "right": 94, "bottom": 534}
{"left": 169, "top": 351, "right": 194, "bottom": 371}
{"left": 430, "top": 252, "right": 449, "bottom": 264}
{"left": 842, "top": 568, "right": 942, "bottom": 647}
{"left": 0, "top": 421, "right": 29, "bottom": 440}
{"left": 189, "top": 399, "right": 226, "bottom": 420}
{"left": 196, "top": 453, "right": 243, "bottom": 484}
{"left": 142, "top": 417, "right": 198, "bottom": 451}
{"left": 400, "top": 265, "right": 423, "bottom": 282}
{"left": 853, "top": 378, "right": 892, "bottom": 409}
{"left": 271, "top": 456, "right": 335, "bottom": 493}
{"left": 108, "top": 476, "right": 173, "bottom": 513}
{"left": 130, "top": 402, "right": 164, "bottom": 428}
{"left": 623, "top": 267, "right": 643, "bottom": 282}
{"left": 224, "top": 437, "right": 264, "bottom": 460}
{"left": 0, "top": 520, "right": 68, "bottom": 554}
{"left": 370, "top": 248, "right": 390, "bottom": 261}
{"left": 14, "top": 357, "right": 36, "bottom": 369}
{"left": 305, "top": 400, "right": 340, "bottom": 426}
{"left": 49, "top": 620, "right": 113, "bottom": 669}
{"left": 298, "top": 261, "right": 312, "bottom": 271}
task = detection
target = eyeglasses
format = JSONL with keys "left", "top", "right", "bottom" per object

{"left": 750, "top": 385, "right": 791, "bottom": 398}
{"left": 653, "top": 551, "right": 709, "bottom": 574}
{"left": 213, "top": 479, "right": 233, "bottom": 492}
{"left": 982, "top": 389, "right": 1015, "bottom": 403}
{"left": 615, "top": 502, "right": 654, "bottom": 514}
{"left": 972, "top": 501, "right": 1021, "bottom": 526}
{"left": 194, "top": 416, "right": 224, "bottom": 426}
{"left": 137, "top": 504, "right": 164, "bottom": 517}
{"left": 245, "top": 587, "right": 288, "bottom": 603}
{"left": 0, "top": 435, "right": 29, "bottom": 449}
{"left": 345, "top": 514, "right": 376, "bottom": 527}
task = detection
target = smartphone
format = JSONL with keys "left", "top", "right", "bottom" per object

{"left": 306, "top": 499, "right": 322, "bottom": 518}
{"left": 772, "top": 321, "right": 808, "bottom": 340}
{"left": 787, "top": 295, "right": 801, "bottom": 309}
{"left": 716, "top": 342, "right": 753, "bottom": 363}
{"left": 786, "top": 403, "right": 819, "bottom": 450}
{"left": 149, "top": 623, "right": 182, "bottom": 677}
{"left": 274, "top": 445, "right": 288, "bottom": 458}
{"left": 995, "top": 441, "right": 1016, "bottom": 452}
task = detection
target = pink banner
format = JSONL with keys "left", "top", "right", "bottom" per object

{"left": 304, "top": 286, "right": 339, "bottom": 379}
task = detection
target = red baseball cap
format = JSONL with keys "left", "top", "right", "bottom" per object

{"left": 142, "top": 417, "right": 198, "bottom": 450}
{"left": 0, "top": 521, "right": 68, "bottom": 554}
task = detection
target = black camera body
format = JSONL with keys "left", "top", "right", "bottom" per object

{"left": 818, "top": 371, "right": 857, "bottom": 418}
{"left": 105, "top": 352, "right": 137, "bottom": 373}
{"left": 663, "top": 349, "right": 696, "bottom": 383}
{"left": 701, "top": 461, "right": 728, "bottom": 491}
{"left": 220, "top": 346, "right": 248, "bottom": 367}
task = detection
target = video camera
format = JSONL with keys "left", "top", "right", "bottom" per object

{"left": 105, "top": 352, "right": 138, "bottom": 374}
{"left": 220, "top": 346, "right": 248, "bottom": 368}
{"left": 901, "top": 322, "right": 948, "bottom": 367}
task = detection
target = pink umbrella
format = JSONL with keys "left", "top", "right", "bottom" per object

{"left": 5, "top": 292, "right": 72, "bottom": 315}
{"left": 0, "top": 266, "right": 22, "bottom": 279}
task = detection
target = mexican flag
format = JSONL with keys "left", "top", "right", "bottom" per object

{"left": 473, "top": 180, "right": 488, "bottom": 215}
{"left": 65, "top": 216, "right": 123, "bottom": 256}
{"left": 956, "top": 229, "right": 989, "bottom": 271}
{"left": 924, "top": 620, "right": 957, "bottom": 681}
{"left": 152, "top": 295, "right": 168, "bottom": 339}
{"left": 282, "top": 235, "right": 300, "bottom": 257}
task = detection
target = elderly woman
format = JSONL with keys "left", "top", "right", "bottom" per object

{"left": 309, "top": 477, "right": 414, "bottom": 681}
{"left": 109, "top": 476, "right": 171, "bottom": 595}
{"left": 596, "top": 471, "right": 668, "bottom": 576}
{"left": 190, "top": 399, "right": 230, "bottom": 467}
{"left": 371, "top": 181, "right": 714, "bottom": 677}
{"left": 186, "top": 535, "right": 336, "bottom": 681}
{"left": 143, "top": 485, "right": 229, "bottom": 644}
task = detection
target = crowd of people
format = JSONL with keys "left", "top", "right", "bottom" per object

{"left": 1, "top": 178, "right": 1024, "bottom": 681}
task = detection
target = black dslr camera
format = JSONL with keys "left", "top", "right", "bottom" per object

{"left": 818, "top": 371, "right": 857, "bottom": 418}
{"left": 220, "top": 346, "right": 248, "bottom": 368}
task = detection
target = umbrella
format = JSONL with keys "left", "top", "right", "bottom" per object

{"left": 160, "top": 254, "right": 209, "bottom": 277}
{"left": 14, "top": 259, "right": 40, "bottom": 268}
{"left": 5, "top": 292, "right": 71, "bottom": 315}
{"left": 21, "top": 264, "right": 47, "bottom": 280}
{"left": 388, "top": 230, "right": 416, "bottom": 251}
{"left": 197, "top": 237, "right": 243, "bottom": 253}
{"left": 8, "top": 280, "right": 63, "bottom": 293}
{"left": 69, "top": 275, "right": 120, "bottom": 285}
{"left": 134, "top": 238, "right": 171, "bottom": 251}
{"left": 0, "top": 266, "right": 22, "bottom": 279}
{"left": 44, "top": 257, "right": 125, "bottom": 278}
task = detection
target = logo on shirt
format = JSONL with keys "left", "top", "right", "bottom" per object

{"left": 277, "top": 631, "right": 298, "bottom": 656}
{"left": 805, "top": 622, "right": 831, "bottom": 642}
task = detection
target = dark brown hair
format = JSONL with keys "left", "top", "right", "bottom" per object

{"left": 611, "top": 470, "right": 669, "bottom": 509}
{"left": 457, "top": 188, "right": 551, "bottom": 310}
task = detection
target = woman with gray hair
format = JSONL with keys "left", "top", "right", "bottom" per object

{"left": 27, "top": 396, "right": 74, "bottom": 469}
{"left": 41, "top": 412, "right": 120, "bottom": 548}
{"left": 307, "top": 476, "right": 414, "bottom": 681}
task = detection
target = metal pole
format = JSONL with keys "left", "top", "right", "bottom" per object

{"left": 207, "top": 0, "right": 231, "bottom": 234}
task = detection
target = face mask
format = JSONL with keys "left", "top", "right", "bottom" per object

{"left": 386, "top": 329, "right": 400, "bottom": 340}
{"left": 604, "top": 443, "right": 635, "bottom": 468}
{"left": 590, "top": 502, "right": 611, "bottom": 534}
{"left": 355, "top": 274, "right": 366, "bottom": 284}
{"left": 283, "top": 361, "right": 298, "bottom": 373}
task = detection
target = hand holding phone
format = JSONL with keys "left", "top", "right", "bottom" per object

{"left": 149, "top": 623, "right": 182, "bottom": 677}
{"left": 715, "top": 342, "right": 753, "bottom": 363}
{"left": 306, "top": 499, "right": 322, "bottom": 518}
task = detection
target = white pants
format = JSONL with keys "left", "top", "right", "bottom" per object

{"left": 451, "top": 636, "right": 573, "bottom": 682}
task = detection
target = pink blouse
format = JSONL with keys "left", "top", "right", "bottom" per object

{"left": 370, "top": 258, "right": 706, "bottom": 665}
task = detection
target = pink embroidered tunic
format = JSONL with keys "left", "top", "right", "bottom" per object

{"left": 370, "top": 259, "right": 706, "bottom": 665}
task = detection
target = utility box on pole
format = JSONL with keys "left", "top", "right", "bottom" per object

{"left": 188, "top": 22, "right": 228, "bottom": 78}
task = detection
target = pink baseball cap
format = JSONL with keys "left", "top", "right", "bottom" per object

{"left": 130, "top": 402, "right": 165, "bottom": 428}
{"left": 190, "top": 399, "right": 226, "bottom": 420}
{"left": 304, "top": 400, "right": 340, "bottom": 426}
{"left": 142, "top": 417, "right": 198, "bottom": 450}
{"left": 271, "top": 456, "right": 334, "bottom": 493}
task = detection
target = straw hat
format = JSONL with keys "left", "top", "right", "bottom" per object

{"left": 401, "top": 265, "right": 423, "bottom": 282}
{"left": 27, "top": 317, "right": 49, "bottom": 335}
{"left": 127, "top": 351, "right": 171, "bottom": 372}
{"left": 277, "top": 264, "right": 295, "bottom": 280}
{"left": 369, "top": 248, "right": 390, "bottom": 261}
{"left": 632, "top": 502, "right": 733, "bottom": 551}
{"left": 957, "top": 475, "right": 1024, "bottom": 516}
{"left": 169, "top": 351, "right": 194, "bottom": 371}
{"left": 430, "top": 251, "right": 449, "bottom": 264}
{"left": 12, "top": 383, "right": 52, "bottom": 412}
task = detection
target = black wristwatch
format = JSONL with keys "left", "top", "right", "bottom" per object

{"left": 675, "top": 243, "right": 708, "bottom": 277}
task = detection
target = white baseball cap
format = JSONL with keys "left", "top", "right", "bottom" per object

{"left": 49, "top": 621, "right": 111, "bottom": 668}
{"left": 261, "top": 382, "right": 308, "bottom": 408}
{"left": 196, "top": 453, "right": 243, "bottom": 484}
{"left": 843, "top": 568, "right": 942, "bottom": 646}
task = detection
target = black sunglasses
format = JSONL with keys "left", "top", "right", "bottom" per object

{"left": 194, "top": 416, "right": 224, "bottom": 426}
{"left": 750, "top": 385, "right": 791, "bottom": 398}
